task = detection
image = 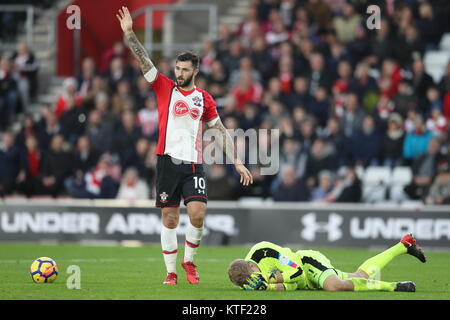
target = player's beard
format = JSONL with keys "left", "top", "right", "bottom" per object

{"left": 177, "top": 73, "right": 194, "bottom": 89}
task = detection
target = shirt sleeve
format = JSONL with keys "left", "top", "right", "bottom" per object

{"left": 281, "top": 268, "right": 304, "bottom": 283}
{"left": 202, "top": 91, "right": 219, "bottom": 126}
{"left": 149, "top": 71, "right": 175, "bottom": 96}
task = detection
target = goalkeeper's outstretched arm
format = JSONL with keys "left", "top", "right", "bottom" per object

{"left": 116, "top": 6, "right": 154, "bottom": 75}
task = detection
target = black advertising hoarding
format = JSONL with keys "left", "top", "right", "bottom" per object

{"left": 0, "top": 202, "right": 449, "bottom": 248}
{"left": 247, "top": 206, "right": 450, "bottom": 248}
{"left": 0, "top": 205, "right": 246, "bottom": 245}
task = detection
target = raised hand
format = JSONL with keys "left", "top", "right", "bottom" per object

{"left": 116, "top": 6, "right": 154, "bottom": 75}
{"left": 116, "top": 6, "right": 133, "bottom": 33}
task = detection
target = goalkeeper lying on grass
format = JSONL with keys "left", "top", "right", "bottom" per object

{"left": 228, "top": 234, "right": 426, "bottom": 292}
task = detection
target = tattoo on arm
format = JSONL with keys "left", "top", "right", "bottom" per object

{"left": 212, "top": 119, "right": 242, "bottom": 165}
{"left": 124, "top": 31, "right": 153, "bottom": 74}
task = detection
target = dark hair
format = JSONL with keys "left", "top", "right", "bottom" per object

{"left": 176, "top": 51, "right": 200, "bottom": 69}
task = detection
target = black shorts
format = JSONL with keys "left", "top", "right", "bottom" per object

{"left": 156, "top": 155, "right": 208, "bottom": 207}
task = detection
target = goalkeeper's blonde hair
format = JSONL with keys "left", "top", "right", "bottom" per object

{"left": 227, "top": 259, "right": 254, "bottom": 287}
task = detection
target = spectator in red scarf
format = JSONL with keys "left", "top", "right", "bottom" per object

{"left": 277, "top": 55, "right": 294, "bottom": 94}
{"left": 15, "top": 113, "right": 39, "bottom": 148}
{"left": 200, "top": 39, "right": 217, "bottom": 76}
{"left": 231, "top": 71, "right": 263, "bottom": 112}
{"left": 17, "top": 135, "right": 41, "bottom": 197}
{"left": 379, "top": 58, "right": 402, "bottom": 99}
{"left": 376, "top": 93, "right": 395, "bottom": 121}
{"left": 333, "top": 60, "right": 354, "bottom": 94}
{"left": 65, "top": 153, "right": 113, "bottom": 199}
{"left": 87, "top": 154, "right": 113, "bottom": 197}
{"left": 54, "top": 77, "right": 84, "bottom": 120}
{"left": 426, "top": 107, "right": 448, "bottom": 138}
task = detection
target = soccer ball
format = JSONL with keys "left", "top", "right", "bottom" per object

{"left": 30, "top": 257, "right": 58, "bottom": 283}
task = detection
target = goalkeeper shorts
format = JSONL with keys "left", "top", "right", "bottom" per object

{"left": 295, "top": 250, "right": 348, "bottom": 289}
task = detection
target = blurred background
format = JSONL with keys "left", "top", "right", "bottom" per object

{"left": 1, "top": 0, "right": 450, "bottom": 247}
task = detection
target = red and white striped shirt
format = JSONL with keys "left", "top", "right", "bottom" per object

{"left": 150, "top": 71, "right": 219, "bottom": 163}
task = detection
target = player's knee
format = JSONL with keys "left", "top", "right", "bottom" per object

{"left": 353, "top": 269, "right": 369, "bottom": 279}
{"left": 164, "top": 220, "right": 178, "bottom": 229}
{"left": 323, "top": 282, "right": 344, "bottom": 291}
{"left": 162, "top": 217, "right": 178, "bottom": 229}
{"left": 189, "top": 213, "right": 205, "bottom": 227}
{"left": 323, "top": 276, "right": 350, "bottom": 291}
{"left": 162, "top": 211, "right": 179, "bottom": 228}
{"left": 187, "top": 202, "right": 206, "bottom": 227}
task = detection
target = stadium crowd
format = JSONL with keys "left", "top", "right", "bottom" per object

{"left": 0, "top": 0, "right": 55, "bottom": 42}
{"left": 1, "top": 0, "right": 450, "bottom": 204}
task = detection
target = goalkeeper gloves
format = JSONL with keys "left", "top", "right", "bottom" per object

{"left": 242, "top": 273, "right": 268, "bottom": 291}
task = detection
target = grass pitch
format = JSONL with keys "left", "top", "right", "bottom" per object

{"left": 0, "top": 243, "right": 449, "bottom": 300}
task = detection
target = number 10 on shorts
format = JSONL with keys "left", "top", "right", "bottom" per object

{"left": 194, "top": 177, "right": 206, "bottom": 194}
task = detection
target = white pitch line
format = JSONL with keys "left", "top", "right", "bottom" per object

{"left": 0, "top": 257, "right": 228, "bottom": 264}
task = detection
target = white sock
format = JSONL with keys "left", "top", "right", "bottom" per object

{"left": 184, "top": 223, "right": 204, "bottom": 262}
{"left": 161, "top": 224, "right": 178, "bottom": 274}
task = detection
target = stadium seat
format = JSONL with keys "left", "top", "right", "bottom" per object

{"left": 390, "top": 185, "right": 408, "bottom": 203}
{"left": 363, "top": 166, "right": 392, "bottom": 186}
{"left": 355, "top": 165, "right": 365, "bottom": 180}
{"left": 389, "top": 167, "right": 413, "bottom": 203}
{"left": 428, "top": 66, "right": 447, "bottom": 84}
{"left": 439, "top": 33, "right": 450, "bottom": 51}
{"left": 362, "top": 184, "right": 388, "bottom": 203}
{"left": 424, "top": 50, "right": 450, "bottom": 83}
{"left": 391, "top": 166, "right": 413, "bottom": 186}
{"left": 337, "top": 165, "right": 365, "bottom": 180}
{"left": 362, "top": 167, "right": 392, "bottom": 203}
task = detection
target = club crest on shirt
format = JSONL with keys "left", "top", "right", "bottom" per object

{"left": 192, "top": 96, "right": 202, "bottom": 107}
